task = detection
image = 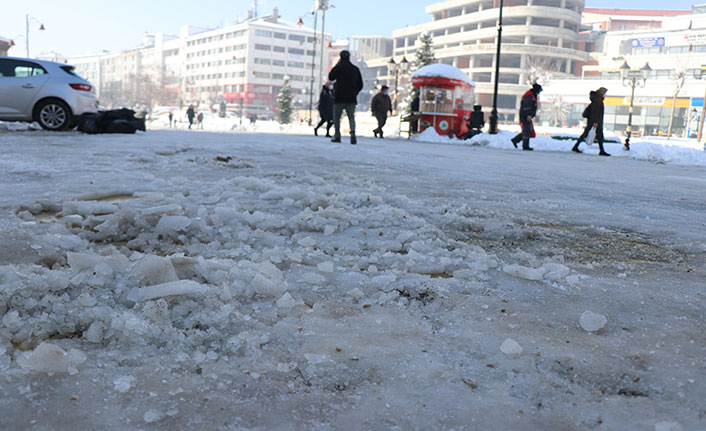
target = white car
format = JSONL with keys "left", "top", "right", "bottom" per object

{"left": 0, "top": 57, "right": 99, "bottom": 131}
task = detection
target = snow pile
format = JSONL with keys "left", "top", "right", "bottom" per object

{"left": 412, "top": 64, "right": 474, "bottom": 86}
{"left": 412, "top": 127, "right": 464, "bottom": 144}
{"left": 408, "top": 129, "right": 706, "bottom": 167}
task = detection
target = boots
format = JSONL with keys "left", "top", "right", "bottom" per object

{"left": 350, "top": 132, "right": 357, "bottom": 145}
{"left": 522, "top": 138, "right": 533, "bottom": 151}
{"left": 598, "top": 142, "right": 610, "bottom": 156}
{"left": 572, "top": 139, "right": 583, "bottom": 153}
{"left": 314, "top": 127, "right": 319, "bottom": 136}
{"left": 331, "top": 135, "right": 341, "bottom": 143}
{"left": 511, "top": 134, "right": 522, "bottom": 148}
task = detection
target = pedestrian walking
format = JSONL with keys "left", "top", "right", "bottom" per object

{"left": 328, "top": 50, "right": 364, "bottom": 145}
{"left": 168, "top": 111, "right": 173, "bottom": 128}
{"left": 314, "top": 83, "right": 334, "bottom": 137}
{"left": 511, "top": 83, "right": 542, "bottom": 151}
{"left": 197, "top": 112, "right": 204, "bottom": 130}
{"left": 371, "top": 85, "right": 393, "bottom": 138}
{"left": 186, "top": 105, "right": 195, "bottom": 129}
{"left": 572, "top": 87, "right": 610, "bottom": 156}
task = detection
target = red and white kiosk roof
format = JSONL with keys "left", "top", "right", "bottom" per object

{"left": 411, "top": 64, "right": 474, "bottom": 89}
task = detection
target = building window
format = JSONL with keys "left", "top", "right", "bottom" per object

{"left": 288, "top": 47, "right": 305, "bottom": 55}
{"left": 273, "top": 46, "right": 286, "bottom": 53}
{"left": 274, "top": 32, "right": 286, "bottom": 39}
{"left": 255, "top": 58, "right": 271, "bottom": 65}
{"left": 289, "top": 34, "right": 306, "bottom": 43}
{"left": 272, "top": 59, "right": 285, "bottom": 66}
{"left": 256, "top": 30, "right": 273, "bottom": 37}
{"left": 255, "top": 44, "right": 271, "bottom": 51}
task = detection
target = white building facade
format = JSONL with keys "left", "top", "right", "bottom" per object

{"left": 68, "top": 9, "right": 331, "bottom": 117}
{"left": 542, "top": 11, "right": 706, "bottom": 139}
{"left": 386, "top": 0, "right": 594, "bottom": 122}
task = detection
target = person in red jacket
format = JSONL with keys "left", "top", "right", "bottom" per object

{"left": 511, "top": 83, "right": 542, "bottom": 151}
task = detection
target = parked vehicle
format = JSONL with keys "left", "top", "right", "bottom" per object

{"left": 0, "top": 57, "right": 99, "bottom": 131}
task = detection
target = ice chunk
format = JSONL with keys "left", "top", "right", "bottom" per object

{"left": 143, "top": 409, "right": 164, "bottom": 423}
{"left": 131, "top": 255, "right": 179, "bottom": 286}
{"left": 542, "top": 263, "right": 571, "bottom": 281}
{"left": 68, "top": 252, "right": 129, "bottom": 273}
{"left": 579, "top": 311, "right": 607, "bottom": 332}
{"left": 317, "top": 261, "right": 334, "bottom": 273}
{"left": 141, "top": 204, "right": 182, "bottom": 216}
{"left": 114, "top": 375, "right": 135, "bottom": 393}
{"left": 77, "top": 292, "right": 97, "bottom": 307}
{"left": 61, "top": 200, "right": 118, "bottom": 216}
{"left": 17, "top": 342, "right": 86, "bottom": 374}
{"left": 83, "top": 321, "right": 104, "bottom": 343}
{"left": 276, "top": 292, "right": 298, "bottom": 308}
{"left": 127, "top": 280, "right": 208, "bottom": 302}
{"left": 251, "top": 273, "right": 286, "bottom": 297}
{"left": 258, "top": 261, "right": 283, "bottom": 282}
{"left": 323, "top": 225, "right": 336, "bottom": 236}
{"left": 155, "top": 215, "right": 192, "bottom": 234}
{"left": 503, "top": 264, "right": 545, "bottom": 281}
{"left": 298, "top": 236, "right": 316, "bottom": 247}
{"left": 500, "top": 338, "right": 523, "bottom": 355}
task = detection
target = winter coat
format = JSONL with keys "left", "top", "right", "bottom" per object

{"left": 519, "top": 89, "right": 538, "bottom": 120}
{"left": 317, "top": 87, "right": 334, "bottom": 121}
{"left": 328, "top": 59, "right": 364, "bottom": 104}
{"left": 371, "top": 92, "right": 393, "bottom": 116}
{"left": 584, "top": 91, "right": 605, "bottom": 126}
{"left": 186, "top": 106, "right": 195, "bottom": 119}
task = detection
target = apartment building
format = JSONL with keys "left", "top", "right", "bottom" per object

{"left": 382, "top": 0, "right": 594, "bottom": 122}
{"left": 543, "top": 10, "right": 706, "bottom": 138}
{"left": 69, "top": 8, "right": 331, "bottom": 117}
{"left": 0, "top": 36, "right": 11, "bottom": 57}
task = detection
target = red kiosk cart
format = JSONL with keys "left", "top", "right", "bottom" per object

{"left": 411, "top": 64, "right": 475, "bottom": 138}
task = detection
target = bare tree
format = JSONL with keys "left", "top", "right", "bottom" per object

{"left": 667, "top": 63, "right": 687, "bottom": 140}
{"left": 525, "top": 56, "right": 560, "bottom": 87}
{"left": 547, "top": 96, "right": 569, "bottom": 127}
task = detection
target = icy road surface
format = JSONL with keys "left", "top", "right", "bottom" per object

{"left": 0, "top": 129, "right": 705, "bottom": 431}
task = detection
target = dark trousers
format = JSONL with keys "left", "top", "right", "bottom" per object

{"left": 511, "top": 118, "right": 534, "bottom": 148}
{"left": 333, "top": 103, "right": 356, "bottom": 138}
{"left": 315, "top": 118, "right": 333, "bottom": 135}
{"left": 374, "top": 113, "right": 388, "bottom": 134}
{"left": 576, "top": 123, "right": 607, "bottom": 152}
{"left": 188, "top": 116, "right": 194, "bottom": 129}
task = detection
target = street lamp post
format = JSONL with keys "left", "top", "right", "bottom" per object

{"left": 697, "top": 64, "right": 706, "bottom": 146}
{"left": 387, "top": 56, "right": 409, "bottom": 114}
{"left": 488, "top": 0, "right": 504, "bottom": 134}
{"left": 25, "top": 14, "right": 45, "bottom": 58}
{"left": 307, "top": 9, "right": 319, "bottom": 126}
{"left": 620, "top": 61, "right": 651, "bottom": 151}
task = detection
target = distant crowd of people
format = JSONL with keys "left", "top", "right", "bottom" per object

{"left": 312, "top": 50, "right": 610, "bottom": 156}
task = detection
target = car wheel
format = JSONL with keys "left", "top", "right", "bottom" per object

{"left": 35, "top": 99, "right": 73, "bottom": 131}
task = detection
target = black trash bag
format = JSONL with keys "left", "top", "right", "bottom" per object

{"left": 76, "top": 109, "right": 146, "bottom": 134}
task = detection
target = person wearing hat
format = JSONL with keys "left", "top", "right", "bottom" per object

{"left": 371, "top": 85, "right": 393, "bottom": 138}
{"left": 511, "top": 83, "right": 542, "bottom": 151}
{"left": 572, "top": 87, "right": 610, "bottom": 156}
{"left": 328, "top": 50, "right": 364, "bottom": 145}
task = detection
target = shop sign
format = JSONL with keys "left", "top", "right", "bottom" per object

{"left": 631, "top": 37, "right": 665, "bottom": 48}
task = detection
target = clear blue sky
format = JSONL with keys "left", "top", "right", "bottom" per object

{"left": 0, "top": 0, "right": 700, "bottom": 57}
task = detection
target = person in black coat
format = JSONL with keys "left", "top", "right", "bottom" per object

{"left": 573, "top": 87, "right": 610, "bottom": 156}
{"left": 511, "top": 83, "right": 542, "bottom": 151}
{"left": 328, "top": 50, "right": 364, "bottom": 144}
{"left": 314, "top": 83, "right": 334, "bottom": 137}
{"left": 186, "top": 105, "right": 195, "bottom": 129}
{"left": 371, "top": 85, "right": 393, "bottom": 138}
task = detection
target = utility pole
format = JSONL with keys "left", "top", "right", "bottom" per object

{"left": 488, "top": 0, "right": 504, "bottom": 134}
{"left": 308, "top": 9, "right": 319, "bottom": 126}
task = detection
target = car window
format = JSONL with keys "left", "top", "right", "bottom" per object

{"left": 0, "top": 60, "right": 47, "bottom": 78}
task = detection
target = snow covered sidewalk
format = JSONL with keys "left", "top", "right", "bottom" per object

{"left": 0, "top": 130, "right": 705, "bottom": 430}
{"left": 413, "top": 127, "right": 706, "bottom": 167}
